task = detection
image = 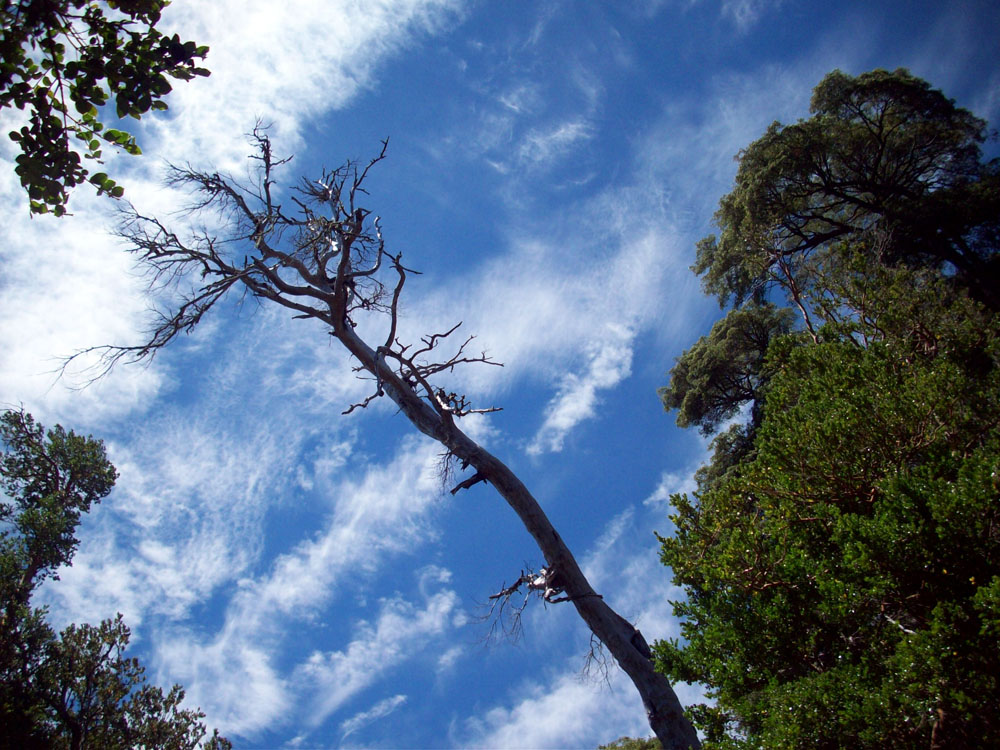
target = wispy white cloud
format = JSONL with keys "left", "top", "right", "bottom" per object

{"left": 380, "top": 176, "right": 699, "bottom": 461}
{"left": 298, "top": 587, "right": 459, "bottom": 731}
{"left": 40, "top": 306, "right": 374, "bottom": 629}
{"left": 154, "top": 624, "right": 294, "bottom": 736}
{"left": 528, "top": 324, "right": 634, "bottom": 455}
{"left": 461, "top": 668, "right": 650, "bottom": 750}
{"left": 631, "top": 0, "right": 780, "bottom": 29}
{"left": 141, "top": 436, "right": 454, "bottom": 738}
{"left": 498, "top": 83, "right": 543, "bottom": 114}
{"left": 974, "top": 74, "right": 1000, "bottom": 132}
{"left": 720, "top": 0, "right": 782, "bottom": 31}
{"left": 436, "top": 644, "right": 465, "bottom": 673}
{"left": 901, "top": 5, "right": 1000, "bottom": 128}
{"left": 448, "top": 17, "right": 606, "bottom": 179}
{"left": 644, "top": 467, "right": 700, "bottom": 509}
{"left": 582, "top": 509, "right": 687, "bottom": 640}
{"left": 340, "top": 694, "right": 408, "bottom": 740}
{"left": 517, "top": 119, "right": 595, "bottom": 170}
{"left": 0, "top": 178, "right": 168, "bottom": 426}
{"left": 250, "top": 437, "right": 446, "bottom": 618}
{"left": 45, "top": 409, "right": 291, "bottom": 627}
{"left": 150, "top": 0, "right": 464, "bottom": 170}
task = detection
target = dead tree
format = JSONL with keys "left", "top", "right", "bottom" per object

{"left": 83, "top": 130, "right": 700, "bottom": 750}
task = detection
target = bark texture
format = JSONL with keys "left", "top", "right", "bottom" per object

{"left": 339, "top": 324, "right": 699, "bottom": 750}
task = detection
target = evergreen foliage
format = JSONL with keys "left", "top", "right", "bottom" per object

{"left": 692, "top": 68, "right": 1000, "bottom": 311}
{"left": 600, "top": 737, "right": 663, "bottom": 750}
{"left": 0, "top": 409, "right": 229, "bottom": 750}
{"left": 658, "top": 70, "right": 1000, "bottom": 748}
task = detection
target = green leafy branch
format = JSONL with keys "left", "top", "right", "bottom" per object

{"left": 1, "top": 0, "right": 209, "bottom": 215}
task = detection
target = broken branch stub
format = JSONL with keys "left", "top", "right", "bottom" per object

{"left": 89, "top": 132, "right": 700, "bottom": 750}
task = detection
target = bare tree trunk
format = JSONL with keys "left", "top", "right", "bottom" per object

{"left": 335, "top": 325, "right": 700, "bottom": 750}
{"left": 92, "top": 133, "right": 701, "bottom": 749}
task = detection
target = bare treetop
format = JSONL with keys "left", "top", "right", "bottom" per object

{"left": 81, "top": 129, "right": 502, "bottom": 422}
{"left": 69, "top": 129, "right": 700, "bottom": 749}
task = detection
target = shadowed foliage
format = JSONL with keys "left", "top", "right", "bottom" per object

{"left": 0, "top": 409, "right": 229, "bottom": 750}
{"left": 658, "top": 70, "right": 1000, "bottom": 749}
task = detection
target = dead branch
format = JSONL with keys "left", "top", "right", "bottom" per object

{"left": 450, "top": 471, "right": 486, "bottom": 495}
{"left": 583, "top": 632, "right": 613, "bottom": 688}
{"left": 479, "top": 575, "right": 532, "bottom": 644}
{"left": 76, "top": 130, "right": 700, "bottom": 750}
{"left": 487, "top": 565, "right": 585, "bottom": 606}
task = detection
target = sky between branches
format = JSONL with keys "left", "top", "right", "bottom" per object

{"left": 1, "top": 1, "right": 998, "bottom": 747}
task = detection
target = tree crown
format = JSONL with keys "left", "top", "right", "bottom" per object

{"left": 694, "top": 68, "right": 997, "bottom": 309}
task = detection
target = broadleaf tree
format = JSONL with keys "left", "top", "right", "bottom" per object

{"left": 0, "top": 408, "right": 230, "bottom": 750}
{"left": 0, "top": 0, "right": 209, "bottom": 215}
{"left": 657, "top": 69, "right": 1000, "bottom": 748}
{"left": 72, "top": 130, "right": 702, "bottom": 749}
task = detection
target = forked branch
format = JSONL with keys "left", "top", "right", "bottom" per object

{"left": 76, "top": 132, "right": 700, "bottom": 749}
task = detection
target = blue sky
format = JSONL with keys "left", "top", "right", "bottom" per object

{"left": 1, "top": 1, "right": 998, "bottom": 747}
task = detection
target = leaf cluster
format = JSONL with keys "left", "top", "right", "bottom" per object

{"left": 0, "top": 409, "right": 116, "bottom": 604}
{"left": 660, "top": 303, "right": 795, "bottom": 437}
{"left": 1, "top": 0, "right": 209, "bottom": 214}
{"left": 661, "top": 306, "right": 1000, "bottom": 746}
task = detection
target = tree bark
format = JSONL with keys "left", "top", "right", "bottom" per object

{"left": 108, "top": 140, "right": 702, "bottom": 748}
{"left": 336, "top": 322, "right": 701, "bottom": 750}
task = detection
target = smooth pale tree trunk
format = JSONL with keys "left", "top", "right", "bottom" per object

{"left": 107, "top": 139, "right": 702, "bottom": 749}
{"left": 336, "top": 322, "right": 701, "bottom": 750}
